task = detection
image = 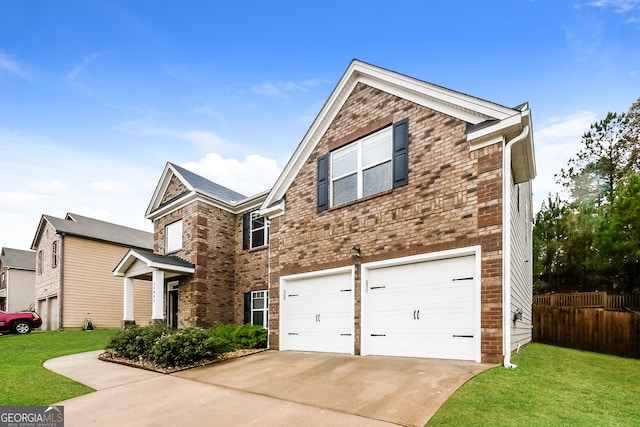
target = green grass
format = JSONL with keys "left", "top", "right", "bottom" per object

{"left": 428, "top": 343, "right": 640, "bottom": 426}
{"left": 0, "top": 329, "right": 117, "bottom": 405}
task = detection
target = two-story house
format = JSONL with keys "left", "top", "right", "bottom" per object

{"left": 116, "top": 60, "right": 536, "bottom": 365}
{"left": 31, "top": 213, "right": 154, "bottom": 330}
{"left": 0, "top": 247, "right": 36, "bottom": 312}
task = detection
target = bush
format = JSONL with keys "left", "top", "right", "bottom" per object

{"left": 211, "top": 323, "right": 268, "bottom": 350}
{"left": 105, "top": 323, "right": 267, "bottom": 368}
{"left": 149, "top": 328, "right": 233, "bottom": 367}
{"left": 106, "top": 324, "right": 172, "bottom": 360}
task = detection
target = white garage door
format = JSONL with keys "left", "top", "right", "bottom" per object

{"left": 280, "top": 267, "right": 354, "bottom": 354}
{"left": 361, "top": 253, "right": 479, "bottom": 361}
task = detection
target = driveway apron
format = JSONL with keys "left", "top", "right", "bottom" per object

{"left": 46, "top": 350, "right": 494, "bottom": 426}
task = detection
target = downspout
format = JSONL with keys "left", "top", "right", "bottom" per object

{"left": 59, "top": 233, "right": 65, "bottom": 330}
{"left": 502, "top": 124, "right": 529, "bottom": 369}
{"left": 266, "top": 226, "right": 271, "bottom": 350}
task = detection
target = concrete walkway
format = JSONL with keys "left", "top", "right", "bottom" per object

{"left": 45, "top": 350, "right": 494, "bottom": 426}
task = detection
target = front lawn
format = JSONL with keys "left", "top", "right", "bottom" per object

{"left": 428, "top": 343, "right": 640, "bottom": 426}
{"left": 0, "top": 329, "right": 116, "bottom": 405}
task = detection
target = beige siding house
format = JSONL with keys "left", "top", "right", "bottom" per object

{"left": 31, "top": 213, "right": 154, "bottom": 330}
{"left": 0, "top": 248, "right": 36, "bottom": 312}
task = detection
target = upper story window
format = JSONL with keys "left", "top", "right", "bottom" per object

{"left": 317, "top": 118, "right": 409, "bottom": 212}
{"left": 331, "top": 126, "right": 393, "bottom": 206}
{"left": 52, "top": 241, "right": 58, "bottom": 268}
{"left": 0, "top": 272, "right": 6, "bottom": 290}
{"left": 242, "top": 211, "right": 269, "bottom": 250}
{"left": 165, "top": 220, "right": 183, "bottom": 253}
{"left": 37, "top": 250, "right": 43, "bottom": 274}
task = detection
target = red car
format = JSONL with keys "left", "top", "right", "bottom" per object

{"left": 0, "top": 310, "right": 42, "bottom": 334}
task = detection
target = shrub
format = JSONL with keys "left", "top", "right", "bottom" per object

{"left": 149, "top": 328, "right": 233, "bottom": 367}
{"left": 106, "top": 324, "right": 172, "bottom": 360}
{"left": 211, "top": 323, "right": 268, "bottom": 350}
{"left": 105, "top": 323, "right": 267, "bottom": 368}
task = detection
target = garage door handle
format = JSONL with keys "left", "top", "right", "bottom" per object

{"left": 370, "top": 285, "right": 386, "bottom": 290}
{"left": 288, "top": 332, "right": 299, "bottom": 336}
{"left": 413, "top": 310, "right": 420, "bottom": 320}
{"left": 452, "top": 277, "right": 474, "bottom": 281}
{"left": 340, "top": 333, "right": 352, "bottom": 336}
{"left": 315, "top": 314, "right": 320, "bottom": 322}
{"left": 340, "top": 289, "right": 352, "bottom": 292}
{"left": 371, "top": 334, "right": 386, "bottom": 337}
{"left": 452, "top": 335, "right": 474, "bottom": 338}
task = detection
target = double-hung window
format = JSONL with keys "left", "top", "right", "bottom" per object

{"left": 331, "top": 126, "right": 393, "bottom": 206}
{"left": 244, "top": 290, "right": 269, "bottom": 329}
{"left": 242, "top": 211, "right": 269, "bottom": 250}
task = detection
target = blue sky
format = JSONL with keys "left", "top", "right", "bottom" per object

{"left": 1, "top": 0, "right": 639, "bottom": 249}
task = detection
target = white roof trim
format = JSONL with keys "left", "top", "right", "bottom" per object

{"left": 113, "top": 249, "right": 195, "bottom": 277}
{"left": 261, "top": 60, "right": 522, "bottom": 213}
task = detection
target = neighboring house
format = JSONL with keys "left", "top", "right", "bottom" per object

{"left": 31, "top": 213, "right": 154, "bottom": 330}
{"left": 0, "top": 247, "right": 36, "bottom": 312}
{"left": 117, "top": 60, "right": 536, "bottom": 365}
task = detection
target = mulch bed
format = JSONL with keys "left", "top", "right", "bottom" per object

{"left": 98, "top": 348, "right": 266, "bottom": 374}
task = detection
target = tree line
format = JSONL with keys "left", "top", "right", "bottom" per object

{"left": 533, "top": 97, "right": 640, "bottom": 294}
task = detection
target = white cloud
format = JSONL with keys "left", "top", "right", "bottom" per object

{"left": 0, "top": 52, "right": 28, "bottom": 78}
{"left": 116, "top": 120, "right": 230, "bottom": 151}
{"left": 180, "top": 152, "right": 281, "bottom": 197}
{"left": 532, "top": 110, "right": 598, "bottom": 211}
{"left": 588, "top": 0, "right": 640, "bottom": 13}
{"left": 90, "top": 180, "right": 131, "bottom": 195}
{"left": 251, "top": 78, "right": 327, "bottom": 98}
{"left": 27, "top": 180, "right": 68, "bottom": 194}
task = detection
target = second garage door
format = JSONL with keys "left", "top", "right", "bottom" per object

{"left": 279, "top": 267, "right": 354, "bottom": 354}
{"left": 361, "top": 253, "right": 479, "bottom": 361}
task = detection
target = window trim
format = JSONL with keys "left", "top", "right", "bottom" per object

{"left": 165, "top": 220, "right": 183, "bottom": 253}
{"left": 250, "top": 290, "right": 269, "bottom": 329}
{"left": 52, "top": 241, "right": 58, "bottom": 268}
{"left": 244, "top": 211, "right": 269, "bottom": 250}
{"left": 37, "top": 250, "right": 43, "bottom": 274}
{"left": 329, "top": 125, "right": 393, "bottom": 207}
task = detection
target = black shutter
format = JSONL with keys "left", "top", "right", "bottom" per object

{"left": 242, "top": 212, "right": 250, "bottom": 250}
{"left": 317, "top": 154, "right": 329, "bottom": 212}
{"left": 392, "top": 118, "right": 409, "bottom": 188}
{"left": 243, "top": 292, "right": 251, "bottom": 324}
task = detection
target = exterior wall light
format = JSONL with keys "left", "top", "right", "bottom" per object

{"left": 351, "top": 245, "right": 361, "bottom": 258}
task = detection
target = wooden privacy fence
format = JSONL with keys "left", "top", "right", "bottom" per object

{"left": 533, "top": 292, "right": 640, "bottom": 359}
{"left": 533, "top": 292, "right": 640, "bottom": 311}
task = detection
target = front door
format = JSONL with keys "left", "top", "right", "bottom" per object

{"left": 167, "top": 282, "right": 178, "bottom": 328}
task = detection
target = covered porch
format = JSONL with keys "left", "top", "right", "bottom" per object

{"left": 113, "top": 249, "right": 195, "bottom": 326}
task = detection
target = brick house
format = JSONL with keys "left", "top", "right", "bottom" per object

{"left": 116, "top": 60, "right": 536, "bottom": 364}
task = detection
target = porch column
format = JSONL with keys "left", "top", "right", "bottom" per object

{"left": 151, "top": 270, "right": 165, "bottom": 321}
{"left": 123, "top": 277, "right": 134, "bottom": 322}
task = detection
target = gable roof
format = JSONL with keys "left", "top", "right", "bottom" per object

{"left": 113, "top": 248, "right": 195, "bottom": 279}
{"left": 145, "top": 162, "right": 268, "bottom": 219}
{"left": 0, "top": 247, "right": 36, "bottom": 271}
{"left": 30, "top": 213, "right": 153, "bottom": 250}
{"left": 260, "top": 59, "right": 536, "bottom": 217}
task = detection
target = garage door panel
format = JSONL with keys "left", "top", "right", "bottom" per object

{"left": 281, "top": 269, "right": 354, "bottom": 354}
{"left": 362, "top": 254, "right": 478, "bottom": 361}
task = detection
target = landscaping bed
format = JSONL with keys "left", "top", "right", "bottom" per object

{"left": 100, "top": 323, "right": 267, "bottom": 374}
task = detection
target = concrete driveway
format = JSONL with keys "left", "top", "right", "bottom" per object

{"left": 47, "top": 350, "right": 494, "bottom": 426}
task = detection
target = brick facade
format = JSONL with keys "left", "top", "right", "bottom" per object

{"left": 267, "top": 83, "right": 505, "bottom": 363}
{"left": 152, "top": 178, "right": 268, "bottom": 328}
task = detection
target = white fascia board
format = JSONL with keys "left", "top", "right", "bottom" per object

{"left": 147, "top": 190, "right": 262, "bottom": 221}
{"left": 352, "top": 61, "right": 516, "bottom": 121}
{"left": 145, "top": 163, "right": 192, "bottom": 217}
{"left": 261, "top": 72, "right": 354, "bottom": 210}
{"left": 466, "top": 114, "right": 522, "bottom": 145}
{"left": 259, "top": 199, "right": 285, "bottom": 219}
{"left": 146, "top": 261, "right": 194, "bottom": 274}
